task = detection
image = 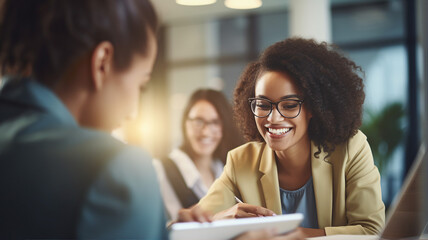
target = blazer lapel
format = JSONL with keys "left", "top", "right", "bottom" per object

{"left": 311, "top": 142, "right": 333, "bottom": 228}
{"left": 259, "top": 144, "right": 282, "bottom": 215}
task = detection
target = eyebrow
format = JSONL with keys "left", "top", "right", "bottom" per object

{"left": 256, "top": 94, "right": 302, "bottom": 100}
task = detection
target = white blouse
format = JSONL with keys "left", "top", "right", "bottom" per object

{"left": 152, "top": 148, "right": 224, "bottom": 221}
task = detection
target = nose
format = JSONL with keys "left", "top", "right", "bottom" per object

{"left": 267, "top": 105, "right": 284, "bottom": 122}
{"left": 200, "top": 124, "right": 210, "bottom": 133}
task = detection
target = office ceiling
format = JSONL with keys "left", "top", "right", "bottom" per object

{"left": 152, "top": 0, "right": 378, "bottom": 24}
{"left": 152, "top": 0, "right": 284, "bottom": 24}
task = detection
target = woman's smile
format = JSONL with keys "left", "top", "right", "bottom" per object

{"left": 266, "top": 126, "right": 293, "bottom": 138}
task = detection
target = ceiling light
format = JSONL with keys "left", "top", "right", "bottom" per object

{"left": 176, "top": 0, "right": 217, "bottom": 6}
{"left": 224, "top": 0, "right": 262, "bottom": 9}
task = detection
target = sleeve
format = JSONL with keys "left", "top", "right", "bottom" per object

{"left": 77, "top": 147, "right": 169, "bottom": 240}
{"left": 198, "top": 151, "right": 239, "bottom": 214}
{"left": 325, "top": 134, "right": 385, "bottom": 235}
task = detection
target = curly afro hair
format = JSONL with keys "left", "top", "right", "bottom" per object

{"left": 233, "top": 37, "right": 365, "bottom": 156}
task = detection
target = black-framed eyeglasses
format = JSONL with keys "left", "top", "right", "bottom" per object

{"left": 248, "top": 98, "right": 304, "bottom": 119}
{"left": 187, "top": 117, "right": 222, "bottom": 131}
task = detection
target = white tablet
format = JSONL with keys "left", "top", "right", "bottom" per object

{"left": 170, "top": 213, "right": 303, "bottom": 240}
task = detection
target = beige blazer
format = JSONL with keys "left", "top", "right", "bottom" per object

{"left": 199, "top": 130, "right": 385, "bottom": 235}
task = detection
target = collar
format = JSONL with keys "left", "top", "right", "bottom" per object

{"left": 310, "top": 140, "right": 333, "bottom": 228}
{"left": 169, "top": 148, "right": 223, "bottom": 188}
{"left": 258, "top": 143, "right": 282, "bottom": 214}
{"left": 0, "top": 78, "right": 77, "bottom": 127}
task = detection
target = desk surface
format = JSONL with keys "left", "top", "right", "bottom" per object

{"left": 306, "top": 235, "right": 378, "bottom": 240}
{"left": 306, "top": 235, "right": 428, "bottom": 240}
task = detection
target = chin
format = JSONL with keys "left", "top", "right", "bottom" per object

{"left": 267, "top": 145, "right": 286, "bottom": 151}
{"left": 265, "top": 139, "right": 290, "bottom": 151}
{"left": 195, "top": 149, "right": 216, "bottom": 157}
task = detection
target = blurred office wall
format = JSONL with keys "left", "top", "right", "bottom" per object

{"left": 417, "top": 0, "right": 428, "bottom": 228}
{"left": 417, "top": 0, "right": 428, "bottom": 144}
{"left": 120, "top": 0, "right": 422, "bottom": 206}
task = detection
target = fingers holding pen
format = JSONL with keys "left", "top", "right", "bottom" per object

{"left": 253, "top": 205, "right": 277, "bottom": 217}
{"left": 235, "top": 204, "right": 276, "bottom": 218}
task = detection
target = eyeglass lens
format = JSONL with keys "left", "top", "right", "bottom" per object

{"left": 250, "top": 99, "right": 302, "bottom": 118}
{"left": 188, "top": 118, "right": 221, "bottom": 131}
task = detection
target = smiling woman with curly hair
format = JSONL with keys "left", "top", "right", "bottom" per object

{"left": 198, "top": 38, "right": 385, "bottom": 237}
{"left": 234, "top": 38, "right": 365, "bottom": 156}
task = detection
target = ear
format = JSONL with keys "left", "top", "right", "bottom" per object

{"left": 91, "top": 41, "right": 114, "bottom": 91}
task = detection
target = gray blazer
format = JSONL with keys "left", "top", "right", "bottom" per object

{"left": 0, "top": 79, "right": 168, "bottom": 239}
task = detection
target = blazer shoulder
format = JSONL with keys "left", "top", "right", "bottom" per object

{"left": 333, "top": 130, "right": 368, "bottom": 152}
{"left": 230, "top": 141, "right": 265, "bottom": 155}
{"left": 346, "top": 130, "right": 370, "bottom": 156}
{"left": 349, "top": 130, "right": 367, "bottom": 144}
{"left": 327, "top": 130, "right": 369, "bottom": 165}
{"left": 228, "top": 141, "right": 266, "bottom": 164}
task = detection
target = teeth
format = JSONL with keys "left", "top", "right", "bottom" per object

{"left": 268, "top": 128, "right": 291, "bottom": 135}
{"left": 200, "top": 138, "right": 214, "bottom": 144}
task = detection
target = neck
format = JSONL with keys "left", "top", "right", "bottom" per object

{"left": 192, "top": 154, "right": 214, "bottom": 171}
{"left": 192, "top": 154, "right": 216, "bottom": 189}
{"left": 54, "top": 82, "right": 88, "bottom": 125}
{"left": 53, "top": 54, "right": 91, "bottom": 126}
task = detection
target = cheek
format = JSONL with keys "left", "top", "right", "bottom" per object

{"left": 185, "top": 124, "right": 195, "bottom": 139}
{"left": 215, "top": 128, "right": 223, "bottom": 140}
{"left": 254, "top": 117, "right": 266, "bottom": 134}
{"left": 294, "top": 117, "right": 311, "bottom": 137}
{"left": 301, "top": 106, "right": 312, "bottom": 120}
{"left": 299, "top": 111, "right": 312, "bottom": 129}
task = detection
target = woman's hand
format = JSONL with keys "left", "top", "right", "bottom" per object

{"left": 234, "top": 228, "right": 306, "bottom": 240}
{"left": 213, "top": 203, "right": 276, "bottom": 220}
{"left": 176, "top": 205, "right": 213, "bottom": 223}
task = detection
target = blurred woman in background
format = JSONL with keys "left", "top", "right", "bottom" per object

{"left": 153, "top": 89, "right": 243, "bottom": 221}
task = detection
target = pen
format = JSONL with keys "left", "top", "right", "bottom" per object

{"left": 234, "top": 196, "right": 244, "bottom": 204}
{"left": 234, "top": 196, "right": 275, "bottom": 217}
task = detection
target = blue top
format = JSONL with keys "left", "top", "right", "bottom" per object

{"left": 0, "top": 79, "right": 168, "bottom": 239}
{"left": 280, "top": 177, "right": 319, "bottom": 228}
